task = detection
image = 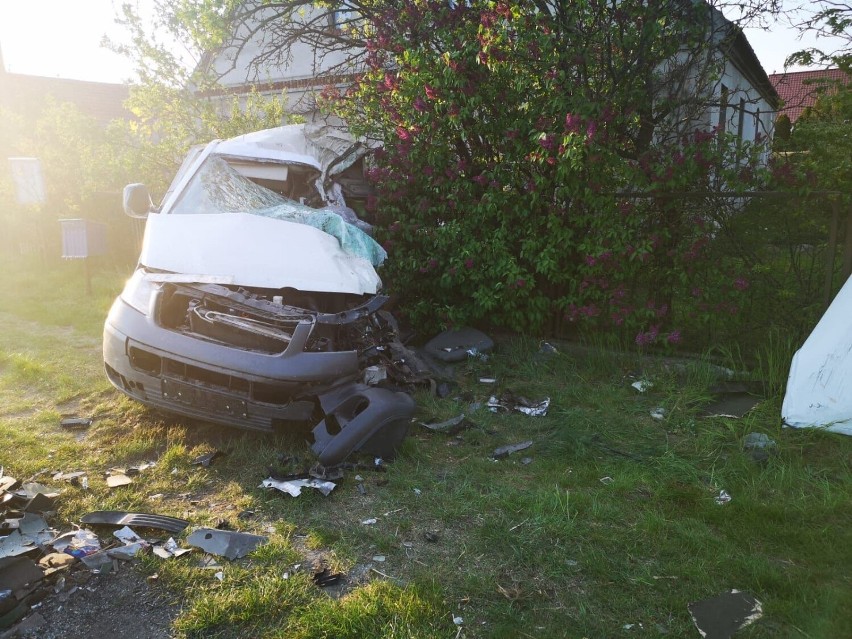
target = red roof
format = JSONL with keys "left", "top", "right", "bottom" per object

{"left": 0, "top": 72, "right": 132, "bottom": 124}
{"left": 769, "top": 69, "right": 850, "bottom": 123}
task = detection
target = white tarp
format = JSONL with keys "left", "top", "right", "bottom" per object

{"left": 782, "top": 275, "right": 852, "bottom": 436}
{"left": 139, "top": 212, "right": 381, "bottom": 295}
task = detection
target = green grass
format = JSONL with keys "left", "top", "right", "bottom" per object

{"left": 0, "top": 254, "right": 850, "bottom": 638}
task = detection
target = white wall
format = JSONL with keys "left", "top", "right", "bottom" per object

{"left": 208, "top": 4, "right": 360, "bottom": 116}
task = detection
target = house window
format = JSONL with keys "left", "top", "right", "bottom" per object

{"left": 718, "top": 84, "right": 728, "bottom": 133}
{"left": 754, "top": 108, "right": 761, "bottom": 141}
{"left": 331, "top": 2, "right": 356, "bottom": 30}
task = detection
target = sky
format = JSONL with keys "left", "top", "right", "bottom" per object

{"left": 0, "top": 1, "right": 847, "bottom": 84}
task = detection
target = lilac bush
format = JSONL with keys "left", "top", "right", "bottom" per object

{"left": 331, "top": 1, "right": 769, "bottom": 346}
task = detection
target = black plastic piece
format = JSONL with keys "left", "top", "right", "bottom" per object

{"left": 311, "top": 383, "right": 415, "bottom": 466}
{"left": 80, "top": 511, "right": 189, "bottom": 534}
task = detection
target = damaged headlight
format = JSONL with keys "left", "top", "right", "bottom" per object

{"left": 120, "top": 270, "right": 161, "bottom": 315}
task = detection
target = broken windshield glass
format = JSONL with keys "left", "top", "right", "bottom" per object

{"left": 171, "top": 156, "right": 387, "bottom": 267}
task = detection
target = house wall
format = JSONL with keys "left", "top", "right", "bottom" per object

{"left": 204, "top": 4, "right": 776, "bottom": 148}
{"left": 208, "top": 4, "right": 359, "bottom": 118}
{"left": 717, "top": 58, "right": 775, "bottom": 145}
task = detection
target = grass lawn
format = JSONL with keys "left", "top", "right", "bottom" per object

{"left": 0, "top": 254, "right": 849, "bottom": 638}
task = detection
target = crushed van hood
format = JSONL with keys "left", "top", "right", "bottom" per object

{"left": 139, "top": 212, "right": 382, "bottom": 295}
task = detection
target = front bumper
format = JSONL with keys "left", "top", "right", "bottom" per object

{"left": 103, "top": 297, "right": 361, "bottom": 431}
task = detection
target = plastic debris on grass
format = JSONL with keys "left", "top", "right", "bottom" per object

{"left": 191, "top": 451, "right": 223, "bottom": 467}
{"left": 688, "top": 590, "right": 763, "bottom": 639}
{"left": 419, "top": 414, "right": 475, "bottom": 435}
{"left": 631, "top": 380, "right": 653, "bottom": 393}
{"left": 260, "top": 477, "right": 336, "bottom": 497}
{"left": 59, "top": 416, "right": 92, "bottom": 429}
{"left": 650, "top": 407, "right": 667, "bottom": 420}
{"left": 186, "top": 528, "right": 267, "bottom": 560}
{"left": 0, "top": 477, "right": 196, "bottom": 635}
{"left": 487, "top": 393, "right": 550, "bottom": 417}
{"left": 714, "top": 490, "right": 732, "bottom": 505}
{"left": 152, "top": 537, "right": 192, "bottom": 559}
{"left": 80, "top": 511, "right": 189, "bottom": 534}
{"left": 491, "top": 441, "right": 534, "bottom": 459}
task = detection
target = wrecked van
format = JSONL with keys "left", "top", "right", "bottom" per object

{"left": 104, "top": 125, "right": 416, "bottom": 465}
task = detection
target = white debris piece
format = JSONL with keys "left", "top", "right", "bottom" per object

{"left": 259, "top": 477, "right": 336, "bottom": 497}
{"left": 715, "top": 490, "right": 732, "bottom": 505}
{"left": 783, "top": 274, "right": 852, "bottom": 436}
{"left": 631, "top": 380, "right": 653, "bottom": 393}
{"left": 113, "top": 526, "right": 144, "bottom": 545}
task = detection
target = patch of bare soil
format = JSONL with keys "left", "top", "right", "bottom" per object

{"left": 5, "top": 567, "right": 179, "bottom": 639}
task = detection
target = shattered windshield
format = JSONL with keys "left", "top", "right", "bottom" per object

{"left": 170, "top": 156, "right": 386, "bottom": 267}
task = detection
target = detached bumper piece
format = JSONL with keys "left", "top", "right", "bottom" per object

{"left": 80, "top": 510, "right": 189, "bottom": 534}
{"left": 311, "top": 383, "right": 415, "bottom": 466}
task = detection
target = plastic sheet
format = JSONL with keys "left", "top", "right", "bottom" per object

{"left": 782, "top": 275, "right": 852, "bottom": 435}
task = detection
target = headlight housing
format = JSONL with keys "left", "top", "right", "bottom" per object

{"left": 120, "top": 270, "right": 161, "bottom": 315}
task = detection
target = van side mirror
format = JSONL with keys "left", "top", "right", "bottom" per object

{"left": 123, "top": 183, "right": 154, "bottom": 218}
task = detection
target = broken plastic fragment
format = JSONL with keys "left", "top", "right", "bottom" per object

{"left": 419, "top": 414, "right": 473, "bottom": 435}
{"left": 491, "top": 441, "right": 534, "bottom": 459}
{"left": 259, "top": 477, "right": 336, "bottom": 497}
{"left": 186, "top": 528, "right": 267, "bottom": 560}
{"left": 106, "top": 474, "right": 133, "bottom": 489}
{"left": 52, "top": 471, "right": 86, "bottom": 483}
{"left": 539, "top": 341, "right": 559, "bottom": 355}
{"left": 309, "top": 464, "right": 344, "bottom": 481}
{"left": 126, "top": 461, "right": 156, "bottom": 474}
{"left": 113, "top": 526, "right": 144, "bottom": 545}
{"left": 80, "top": 550, "right": 113, "bottom": 572}
{"left": 108, "top": 543, "right": 147, "bottom": 560}
{"left": 311, "top": 383, "right": 415, "bottom": 466}
{"left": 650, "top": 407, "right": 667, "bottom": 420}
{"left": 363, "top": 365, "right": 387, "bottom": 386}
{"left": 703, "top": 392, "right": 761, "bottom": 419}
{"left": 18, "top": 513, "right": 55, "bottom": 546}
{"left": 361, "top": 518, "right": 377, "bottom": 525}
{"left": 599, "top": 476, "right": 614, "bottom": 485}
{"left": 80, "top": 511, "right": 189, "bottom": 534}
{"left": 0, "top": 557, "right": 44, "bottom": 592}
{"left": 0, "top": 531, "right": 31, "bottom": 559}
{"left": 191, "top": 451, "right": 223, "bottom": 467}
{"left": 152, "top": 537, "right": 192, "bottom": 560}
{"left": 688, "top": 590, "right": 762, "bottom": 639}
{"left": 714, "top": 490, "right": 732, "bottom": 505}
{"left": 631, "top": 380, "right": 653, "bottom": 393}
{"left": 59, "top": 417, "right": 92, "bottom": 429}
{"left": 487, "top": 394, "right": 550, "bottom": 417}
